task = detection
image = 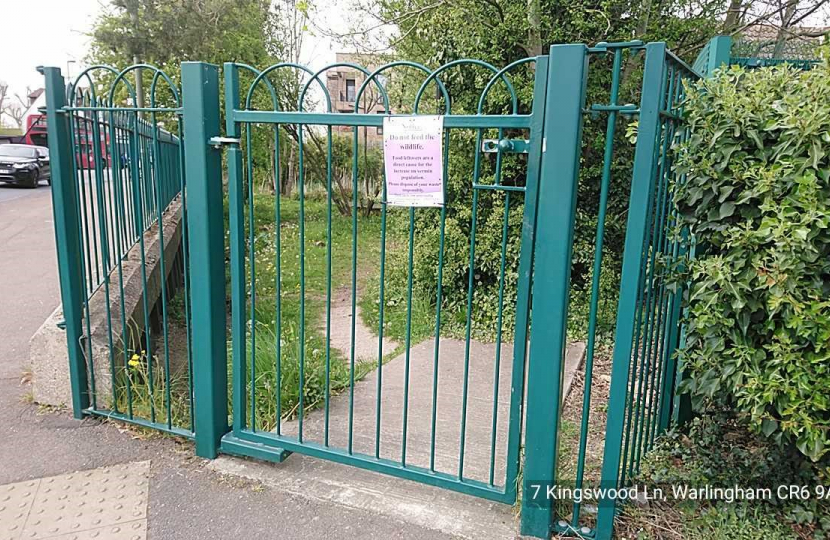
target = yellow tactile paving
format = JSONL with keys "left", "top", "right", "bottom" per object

{"left": 0, "top": 462, "right": 149, "bottom": 540}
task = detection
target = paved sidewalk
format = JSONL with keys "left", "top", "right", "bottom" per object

{"left": 1, "top": 462, "right": 150, "bottom": 540}
{"left": 0, "top": 188, "right": 458, "bottom": 540}
{"left": 0, "top": 187, "right": 585, "bottom": 539}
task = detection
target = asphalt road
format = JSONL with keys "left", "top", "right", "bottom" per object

{"left": 0, "top": 183, "right": 453, "bottom": 540}
{"left": 0, "top": 184, "right": 59, "bottom": 381}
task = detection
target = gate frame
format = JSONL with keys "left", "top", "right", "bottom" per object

{"left": 40, "top": 41, "right": 693, "bottom": 540}
{"left": 519, "top": 44, "right": 589, "bottom": 538}
{"left": 180, "top": 46, "right": 588, "bottom": 509}
{"left": 181, "top": 62, "right": 229, "bottom": 459}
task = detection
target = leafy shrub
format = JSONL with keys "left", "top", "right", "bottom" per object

{"left": 633, "top": 410, "right": 830, "bottom": 539}
{"left": 673, "top": 62, "right": 830, "bottom": 461}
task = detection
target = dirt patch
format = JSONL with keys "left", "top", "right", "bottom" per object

{"left": 554, "top": 342, "right": 614, "bottom": 532}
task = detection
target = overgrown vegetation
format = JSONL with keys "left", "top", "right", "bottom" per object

{"left": 618, "top": 410, "right": 830, "bottom": 539}
{"left": 673, "top": 61, "right": 830, "bottom": 462}
{"left": 233, "top": 193, "right": 383, "bottom": 430}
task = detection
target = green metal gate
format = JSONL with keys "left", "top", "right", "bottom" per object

{"left": 43, "top": 41, "right": 697, "bottom": 540}
{"left": 213, "top": 52, "right": 555, "bottom": 502}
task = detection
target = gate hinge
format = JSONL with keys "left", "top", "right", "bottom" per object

{"left": 208, "top": 136, "right": 241, "bottom": 149}
{"left": 481, "top": 138, "right": 530, "bottom": 154}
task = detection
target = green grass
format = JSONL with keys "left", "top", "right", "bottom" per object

{"left": 359, "top": 272, "right": 435, "bottom": 349}
{"left": 234, "top": 193, "right": 383, "bottom": 431}
{"left": 113, "top": 353, "right": 192, "bottom": 429}
{"left": 111, "top": 320, "right": 193, "bottom": 431}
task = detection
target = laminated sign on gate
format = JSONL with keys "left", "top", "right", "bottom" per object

{"left": 382, "top": 115, "right": 444, "bottom": 207}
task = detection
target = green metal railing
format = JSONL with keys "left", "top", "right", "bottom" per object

{"left": 43, "top": 65, "right": 193, "bottom": 437}
{"left": 45, "top": 42, "right": 697, "bottom": 540}
{"left": 693, "top": 35, "right": 820, "bottom": 75}
{"left": 593, "top": 43, "right": 698, "bottom": 540}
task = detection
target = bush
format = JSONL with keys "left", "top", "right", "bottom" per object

{"left": 631, "top": 409, "right": 830, "bottom": 539}
{"left": 673, "top": 62, "right": 830, "bottom": 461}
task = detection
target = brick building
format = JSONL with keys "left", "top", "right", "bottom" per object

{"left": 326, "top": 53, "right": 388, "bottom": 141}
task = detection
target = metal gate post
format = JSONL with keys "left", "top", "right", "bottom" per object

{"left": 41, "top": 66, "right": 88, "bottom": 419}
{"left": 521, "top": 44, "right": 588, "bottom": 538}
{"left": 595, "top": 42, "right": 668, "bottom": 540}
{"left": 181, "top": 62, "right": 229, "bottom": 458}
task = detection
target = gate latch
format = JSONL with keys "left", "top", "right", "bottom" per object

{"left": 481, "top": 138, "right": 530, "bottom": 154}
{"left": 208, "top": 136, "right": 241, "bottom": 149}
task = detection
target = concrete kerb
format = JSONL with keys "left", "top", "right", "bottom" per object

{"left": 30, "top": 197, "right": 184, "bottom": 408}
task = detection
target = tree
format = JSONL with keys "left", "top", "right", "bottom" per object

{"left": 0, "top": 82, "right": 28, "bottom": 128}
{"left": 312, "top": 0, "right": 736, "bottom": 340}
{"left": 89, "top": 0, "right": 277, "bottom": 72}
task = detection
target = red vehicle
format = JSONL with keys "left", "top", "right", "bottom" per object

{"left": 73, "top": 116, "right": 113, "bottom": 169}
{"left": 24, "top": 114, "right": 48, "bottom": 147}
{"left": 16, "top": 113, "right": 117, "bottom": 169}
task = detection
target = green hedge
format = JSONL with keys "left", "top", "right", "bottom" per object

{"left": 674, "top": 61, "right": 830, "bottom": 461}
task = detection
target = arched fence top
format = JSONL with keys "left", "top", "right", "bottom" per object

{"left": 242, "top": 62, "right": 330, "bottom": 111}
{"left": 230, "top": 56, "right": 539, "bottom": 117}
{"left": 66, "top": 63, "right": 182, "bottom": 112}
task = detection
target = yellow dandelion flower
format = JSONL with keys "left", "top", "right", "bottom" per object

{"left": 128, "top": 359, "right": 140, "bottom": 368}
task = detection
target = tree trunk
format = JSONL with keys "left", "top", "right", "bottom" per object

{"left": 723, "top": 0, "right": 744, "bottom": 32}
{"left": 284, "top": 143, "right": 296, "bottom": 197}
{"left": 635, "top": 0, "right": 653, "bottom": 38}
{"left": 773, "top": 2, "right": 798, "bottom": 58}
{"left": 527, "top": 0, "right": 542, "bottom": 56}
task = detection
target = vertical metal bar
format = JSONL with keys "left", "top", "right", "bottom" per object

{"left": 458, "top": 187, "right": 479, "bottom": 479}
{"left": 75, "top": 107, "right": 97, "bottom": 294}
{"left": 274, "top": 128, "right": 283, "bottom": 436}
{"left": 149, "top": 110, "right": 173, "bottom": 429}
{"left": 42, "top": 66, "right": 88, "bottom": 418}
{"left": 182, "top": 61, "right": 229, "bottom": 458}
{"left": 632, "top": 64, "right": 674, "bottom": 473}
{"left": 595, "top": 42, "right": 668, "bottom": 540}
{"left": 347, "top": 124, "right": 358, "bottom": 454}
{"left": 246, "top": 122, "right": 257, "bottom": 432}
{"left": 571, "top": 47, "right": 624, "bottom": 528}
{"left": 401, "top": 207, "right": 415, "bottom": 465}
{"left": 175, "top": 112, "right": 195, "bottom": 433}
{"left": 90, "top": 105, "right": 117, "bottom": 414}
{"left": 298, "top": 119, "right": 307, "bottom": 443}
{"left": 67, "top": 107, "right": 99, "bottom": 411}
{"left": 659, "top": 84, "right": 690, "bottom": 435}
{"left": 619, "top": 229, "right": 652, "bottom": 486}
{"left": 129, "top": 108, "right": 156, "bottom": 423}
{"left": 107, "top": 109, "right": 135, "bottom": 419}
{"left": 671, "top": 234, "right": 696, "bottom": 426}
{"left": 376, "top": 134, "right": 389, "bottom": 455}
{"left": 488, "top": 189, "right": 509, "bottom": 486}
{"left": 324, "top": 124, "right": 333, "bottom": 445}
{"left": 706, "top": 36, "right": 732, "bottom": 75}
{"left": 644, "top": 122, "right": 679, "bottom": 451}
{"left": 505, "top": 54, "right": 549, "bottom": 502}
{"left": 521, "top": 45, "right": 587, "bottom": 538}
{"left": 659, "top": 228, "right": 687, "bottom": 434}
{"left": 428, "top": 129, "right": 451, "bottom": 472}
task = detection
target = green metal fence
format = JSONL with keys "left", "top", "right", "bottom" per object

{"left": 594, "top": 43, "right": 698, "bottom": 540}
{"left": 693, "top": 35, "right": 820, "bottom": 74}
{"left": 43, "top": 65, "right": 193, "bottom": 437}
{"left": 44, "top": 41, "right": 697, "bottom": 540}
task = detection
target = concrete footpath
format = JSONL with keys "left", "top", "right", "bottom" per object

{"left": 0, "top": 186, "right": 459, "bottom": 540}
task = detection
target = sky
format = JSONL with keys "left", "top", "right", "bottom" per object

{"left": 0, "top": 0, "right": 359, "bottom": 103}
{"left": 0, "top": 0, "right": 101, "bottom": 95}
